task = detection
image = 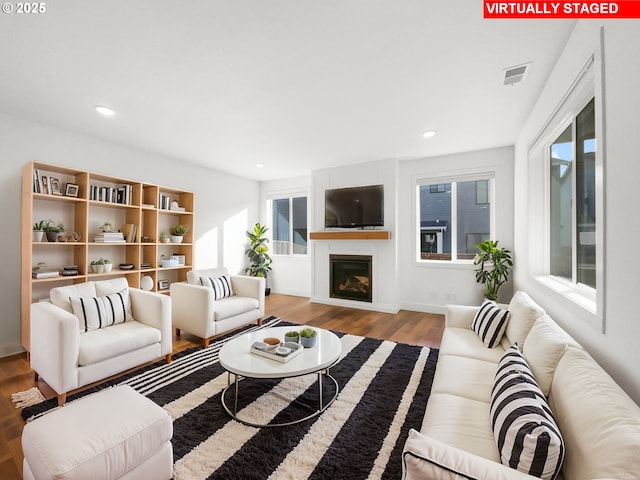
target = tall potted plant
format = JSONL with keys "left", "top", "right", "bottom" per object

{"left": 473, "top": 240, "right": 513, "bottom": 302}
{"left": 245, "top": 222, "right": 272, "bottom": 295}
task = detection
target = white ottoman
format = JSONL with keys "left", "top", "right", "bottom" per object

{"left": 22, "top": 385, "right": 173, "bottom": 480}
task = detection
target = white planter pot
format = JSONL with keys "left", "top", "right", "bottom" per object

{"left": 91, "top": 264, "right": 104, "bottom": 274}
{"left": 170, "top": 235, "right": 184, "bottom": 244}
{"left": 32, "top": 231, "right": 45, "bottom": 242}
{"left": 103, "top": 263, "right": 112, "bottom": 273}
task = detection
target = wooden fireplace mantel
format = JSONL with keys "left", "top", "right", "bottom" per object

{"left": 309, "top": 230, "right": 391, "bottom": 240}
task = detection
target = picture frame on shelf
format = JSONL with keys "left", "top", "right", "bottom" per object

{"left": 65, "top": 183, "right": 79, "bottom": 197}
{"left": 50, "top": 177, "right": 62, "bottom": 195}
{"left": 158, "top": 279, "right": 169, "bottom": 291}
{"left": 41, "top": 176, "right": 50, "bottom": 195}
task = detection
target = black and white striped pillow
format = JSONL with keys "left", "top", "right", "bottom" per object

{"left": 70, "top": 288, "right": 131, "bottom": 333}
{"left": 490, "top": 345, "right": 564, "bottom": 480}
{"left": 471, "top": 299, "right": 510, "bottom": 348}
{"left": 200, "top": 274, "right": 234, "bottom": 300}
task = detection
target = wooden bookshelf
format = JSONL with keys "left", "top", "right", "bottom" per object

{"left": 21, "top": 162, "right": 194, "bottom": 350}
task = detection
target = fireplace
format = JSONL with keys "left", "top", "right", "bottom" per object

{"left": 329, "top": 254, "right": 372, "bottom": 303}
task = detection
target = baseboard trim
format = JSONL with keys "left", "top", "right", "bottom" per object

{"left": 310, "top": 297, "right": 399, "bottom": 314}
{"left": 398, "top": 302, "right": 447, "bottom": 315}
{"left": 0, "top": 343, "right": 26, "bottom": 359}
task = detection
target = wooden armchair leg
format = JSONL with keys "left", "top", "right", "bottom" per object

{"left": 34, "top": 371, "right": 39, "bottom": 381}
{"left": 257, "top": 317, "right": 263, "bottom": 326}
{"left": 57, "top": 393, "right": 67, "bottom": 407}
{"left": 175, "top": 328, "right": 181, "bottom": 337}
{"left": 203, "top": 338, "right": 210, "bottom": 348}
{"left": 165, "top": 353, "right": 172, "bottom": 363}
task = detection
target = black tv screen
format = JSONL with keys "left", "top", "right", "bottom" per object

{"left": 325, "top": 184, "right": 384, "bottom": 228}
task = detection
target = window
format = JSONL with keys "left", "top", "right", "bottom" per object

{"left": 549, "top": 98, "right": 596, "bottom": 288}
{"left": 271, "top": 196, "right": 308, "bottom": 255}
{"left": 528, "top": 52, "right": 604, "bottom": 329}
{"left": 417, "top": 178, "right": 492, "bottom": 261}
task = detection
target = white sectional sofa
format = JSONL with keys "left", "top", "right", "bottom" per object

{"left": 403, "top": 291, "right": 640, "bottom": 479}
{"left": 30, "top": 278, "right": 172, "bottom": 406}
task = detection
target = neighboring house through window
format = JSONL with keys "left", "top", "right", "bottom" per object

{"left": 417, "top": 178, "right": 493, "bottom": 261}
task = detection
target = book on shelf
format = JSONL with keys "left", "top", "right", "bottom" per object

{"left": 33, "top": 271, "right": 60, "bottom": 279}
{"left": 159, "top": 193, "right": 170, "bottom": 210}
{"left": 32, "top": 270, "right": 60, "bottom": 279}
{"left": 123, "top": 223, "right": 138, "bottom": 243}
{"left": 33, "top": 168, "right": 41, "bottom": 194}
{"left": 89, "top": 184, "right": 133, "bottom": 205}
{"left": 93, "top": 232, "right": 126, "bottom": 243}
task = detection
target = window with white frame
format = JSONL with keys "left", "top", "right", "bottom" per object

{"left": 417, "top": 177, "right": 493, "bottom": 261}
{"left": 549, "top": 98, "right": 596, "bottom": 289}
{"left": 270, "top": 196, "right": 308, "bottom": 255}
{"left": 528, "top": 52, "right": 604, "bottom": 328}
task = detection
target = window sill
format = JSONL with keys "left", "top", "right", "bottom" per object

{"left": 533, "top": 275, "right": 603, "bottom": 333}
{"left": 415, "top": 259, "right": 475, "bottom": 270}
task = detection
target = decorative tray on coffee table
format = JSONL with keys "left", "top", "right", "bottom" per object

{"left": 250, "top": 341, "right": 303, "bottom": 363}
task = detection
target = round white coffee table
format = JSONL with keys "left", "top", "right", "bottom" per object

{"left": 219, "top": 326, "right": 342, "bottom": 427}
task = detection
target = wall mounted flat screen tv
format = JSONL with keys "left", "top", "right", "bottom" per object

{"left": 325, "top": 184, "right": 384, "bottom": 228}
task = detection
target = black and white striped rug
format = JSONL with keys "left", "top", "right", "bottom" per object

{"left": 22, "top": 317, "right": 439, "bottom": 480}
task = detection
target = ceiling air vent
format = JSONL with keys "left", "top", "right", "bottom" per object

{"left": 502, "top": 62, "right": 531, "bottom": 86}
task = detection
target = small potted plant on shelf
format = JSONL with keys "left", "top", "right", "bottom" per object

{"left": 102, "top": 258, "right": 112, "bottom": 273}
{"left": 42, "top": 220, "right": 64, "bottom": 242}
{"left": 90, "top": 258, "right": 105, "bottom": 274}
{"left": 299, "top": 327, "right": 318, "bottom": 348}
{"left": 244, "top": 223, "right": 273, "bottom": 296}
{"left": 284, "top": 330, "right": 300, "bottom": 344}
{"left": 159, "top": 232, "right": 170, "bottom": 243}
{"left": 100, "top": 222, "right": 113, "bottom": 232}
{"left": 32, "top": 220, "right": 47, "bottom": 242}
{"left": 169, "top": 224, "right": 189, "bottom": 243}
{"left": 473, "top": 240, "right": 513, "bottom": 302}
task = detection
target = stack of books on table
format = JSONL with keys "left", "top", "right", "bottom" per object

{"left": 93, "top": 232, "right": 126, "bottom": 243}
{"left": 32, "top": 266, "right": 60, "bottom": 279}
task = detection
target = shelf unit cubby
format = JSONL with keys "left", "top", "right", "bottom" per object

{"left": 21, "top": 162, "right": 194, "bottom": 350}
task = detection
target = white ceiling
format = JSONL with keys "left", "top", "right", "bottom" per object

{"left": 0, "top": 1, "right": 575, "bottom": 181}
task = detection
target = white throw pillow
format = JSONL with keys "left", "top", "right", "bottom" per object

{"left": 491, "top": 345, "right": 564, "bottom": 480}
{"left": 522, "top": 316, "right": 573, "bottom": 397}
{"left": 505, "top": 291, "right": 545, "bottom": 351}
{"left": 70, "top": 288, "right": 132, "bottom": 333}
{"left": 470, "top": 299, "right": 510, "bottom": 348}
{"left": 50, "top": 282, "right": 97, "bottom": 313}
{"left": 200, "top": 274, "right": 234, "bottom": 300}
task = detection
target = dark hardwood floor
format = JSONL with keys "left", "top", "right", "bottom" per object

{"left": 0, "top": 294, "right": 444, "bottom": 479}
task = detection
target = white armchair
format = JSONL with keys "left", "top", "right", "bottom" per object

{"left": 170, "top": 267, "right": 265, "bottom": 347}
{"left": 30, "top": 278, "right": 172, "bottom": 406}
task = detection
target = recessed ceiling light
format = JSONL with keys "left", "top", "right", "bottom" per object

{"left": 94, "top": 105, "right": 115, "bottom": 117}
{"left": 422, "top": 130, "right": 437, "bottom": 138}
{"left": 256, "top": 163, "right": 265, "bottom": 168}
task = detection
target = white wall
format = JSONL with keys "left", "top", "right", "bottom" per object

{"left": 259, "top": 176, "right": 312, "bottom": 297}
{"left": 398, "top": 146, "right": 515, "bottom": 313}
{"left": 514, "top": 21, "right": 640, "bottom": 403}
{"left": 1, "top": 113, "right": 259, "bottom": 357}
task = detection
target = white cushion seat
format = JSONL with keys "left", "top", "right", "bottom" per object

{"left": 78, "top": 321, "right": 162, "bottom": 366}
{"left": 213, "top": 295, "right": 260, "bottom": 321}
{"left": 22, "top": 385, "right": 173, "bottom": 480}
{"left": 439, "top": 328, "right": 507, "bottom": 363}
{"left": 421, "top": 393, "right": 500, "bottom": 462}
{"left": 431, "top": 355, "right": 498, "bottom": 402}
